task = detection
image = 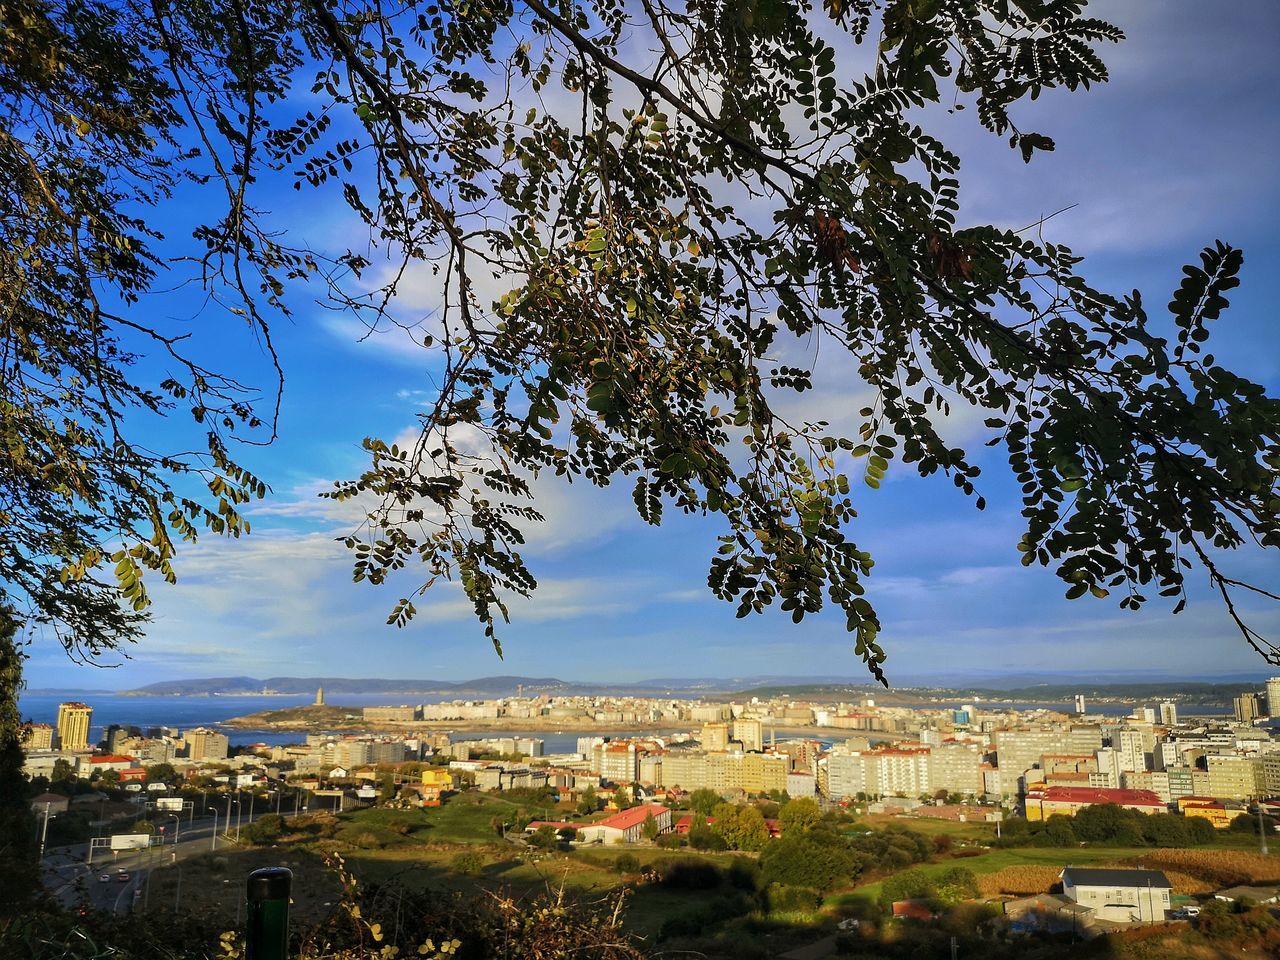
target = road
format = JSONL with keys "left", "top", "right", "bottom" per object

{"left": 44, "top": 809, "right": 275, "bottom": 916}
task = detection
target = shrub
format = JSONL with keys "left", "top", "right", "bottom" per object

{"left": 451, "top": 850, "right": 485, "bottom": 876}
{"left": 656, "top": 857, "right": 723, "bottom": 890}
{"left": 766, "top": 884, "right": 822, "bottom": 913}
{"left": 932, "top": 867, "right": 979, "bottom": 905}
{"left": 614, "top": 853, "right": 640, "bottom": 874}
{"left": 727, "top": 856, "right": 761, "bottom": 892}
{"left": 879, "top": 867, "right": 933, "bottom": 909}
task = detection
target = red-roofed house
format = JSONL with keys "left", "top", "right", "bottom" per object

{"left": 577, "top": 804, "right": 673, "bottom": 844}
{"left": 1024, "top": 785, "right": 1166, "bottom": 821}
{"left": 674, "top": 814, "right": 716, "bottom": 834}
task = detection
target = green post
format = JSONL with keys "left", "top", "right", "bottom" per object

{"left": 245, "top": 867, "right": 292, "bottom": 960}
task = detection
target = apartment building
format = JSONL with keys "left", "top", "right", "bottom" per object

{"left": 1234, "top": 693, "right": 1263, "bottom": 724}
{"left": 732, "top": 718, "right": 764, "bottom": 752}
{"left": 930, "top": 740, "right": 983, "bottom": 796}
{"left": 1205, "top": 755, "right": 1263, "bottom": 800}
{"left": 183, "top": 727, "right": 229, "bottom": 761}
{"left": 56, "top": 702, "right": 92, "bottom": 752}
{"left": 21, "top": 723, "right": 53, "bottom": 751}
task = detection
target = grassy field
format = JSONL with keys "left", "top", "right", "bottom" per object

{"left": 176, "top": 795, "right": 1280, "bottom": 951}
{"left": 141, "top": 846, "right": 343, "bottom": 926}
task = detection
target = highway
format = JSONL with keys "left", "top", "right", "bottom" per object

{"left": 43, "top": 809, "right": 274, "bottom": 916}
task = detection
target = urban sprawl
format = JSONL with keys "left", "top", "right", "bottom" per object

{"left": 27, "top": 681, "right": 1280, "bottom": 827}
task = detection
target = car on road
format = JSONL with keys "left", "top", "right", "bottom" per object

{"left": 115, "top": 872, "right": 130, "bottom": 882}
{"left": 98, "top": 874, "right": 111, "bottom": 883}
{"left": 1172, "top": 906, "right": 1201, "bottom": 919}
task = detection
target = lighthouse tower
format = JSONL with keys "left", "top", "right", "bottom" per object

{"left": 315, "top": 685, "right": 325, "bottom": 706}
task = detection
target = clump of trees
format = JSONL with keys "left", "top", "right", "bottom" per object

{"left": 997, "top": 805, "right": 1219, "bottom": 848}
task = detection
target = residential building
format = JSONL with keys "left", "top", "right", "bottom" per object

{"left": 1121, "top": 771, "right": 1172, "bottom": 803}
{"left": 1267, "top": 678, "right": 1280, "bottom": 717}
{"left": 1205, "top": 755, "right": 1263, "bottom": 800}
{"left": 1261, "top": 754, "right": 1280, "bottom": 797}
{"left": 1024, "top": 786, "right": 1166, "bottom": 821}
{"left": 1061, "top": 867, "right": 1171, "bottom": 923}
{"left": 363, "top": 706, "right": 417, "bottom": 723}
{"left": 875, "top": 746, "right": 933, "bottom": 797}
{"left": 741, "top": 751, "right": 790, "bottom": 794}
{"left": 931, "top": 740, "right": 983, "bottom": 796}
{"left": 732, "top": 718, "right": 764, "bottom": 752}
{"left": 1115, "top": 729, "right": 1150, "bottom": 774}
{"left": 21, "top": 723, "right": 53, "bottom": 751}
{"left": 1158, "top": 702, "right": 1178, "bottom": 726}
{"left": 184, "top": 727, "right": 229, "bottom": 761}
{"left": 825, "top": 749, "right": 871, "bottom": 800}
{"left": 700, "top": 723, "right": 730, "bottom": 751}
{"left": 1234, "top": 693, "right": 1262, "bottom": 724}
{"left": 56, "top": 702, "right": 92, "bottom": 752}
{"left": 1180, "top": 798, "right": 1246, "bottom": 829}
{"left": 596, "top": 742, "right": 640, "bottom": 784}
{"left": 659, "top": 751, "right": 708, "bottom": 791}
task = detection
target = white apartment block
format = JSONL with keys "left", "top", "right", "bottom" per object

{"left": 931, "top": 741, "right": 983, "bottom": 796}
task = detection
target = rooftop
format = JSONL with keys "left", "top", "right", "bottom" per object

{"left": 1027, "top": 785, "right": 1164, "bottom": 806}
{"left": 1061, "top": 867, "right": 1171, "bottom": 888}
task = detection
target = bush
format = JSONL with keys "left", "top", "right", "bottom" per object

{"left": 879, "top": 867, "right": 933, "bottom": 909}
{"left": 765, "top": 884, "right": 821, "bottom": 913}
{"left": 614, "top": 853, "right": 640, "bottom": 874}
{"left": 727, "top": 856, "right": 761, "bottom": 891}
{"left": 655, "top": 833, "right": 683, "bottom": 849}
{"left": 932, "top": 867, "right": 980, "bottom": 905}
{"left": 656, "top": 857, "right": 723, "bottom": 890}
{"left": 451, "top": 850, "right": 485, "bottom": 876}
{"left": 241, "top": 813, "right": 284, "bottom": 845}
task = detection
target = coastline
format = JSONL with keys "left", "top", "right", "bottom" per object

{"left": 220, "top": 709, "right": 899, "bottom": 743}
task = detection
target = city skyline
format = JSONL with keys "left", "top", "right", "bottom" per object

{"left": 20, "top": 2, "right": 1280, "bottom": 691}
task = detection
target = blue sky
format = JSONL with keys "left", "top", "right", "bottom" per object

{"left": 24, "top": 2, "right": 1280, "bottom": 689}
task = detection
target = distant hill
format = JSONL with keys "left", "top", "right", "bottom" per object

{"left": 121, "top": 674, "right": 1267, "bottom": 705}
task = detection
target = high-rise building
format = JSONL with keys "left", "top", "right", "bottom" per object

{"left": 1265, "top": 678, "right": 1280, "bottom": 717}
{"left": 184, "top": 727, "right": 229, "bottom": 761}
{"left": 700, "top": 722, "right": 730, "bottom": 752}
{"left": 1074, "top": 695, "right": 1086, "bottom": 714}
{"left": 1234, "top": 693, "right": 1262, "bottom": 724}
{"left": 1158, "top": 702, "right": 1178, "bottom": 726}
{"left": 732, "top": 717, "right": 764, "bottom": 752}
{"left": 56, "top": 702, "right": 92, "bottom": 752}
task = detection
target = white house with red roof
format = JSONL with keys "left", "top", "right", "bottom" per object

{"left": 576, "top": 804, "right": 673, "bottom": 844}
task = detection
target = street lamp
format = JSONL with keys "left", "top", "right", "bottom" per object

{"left": 207, "top": 807, "right": 219, "bottom": 852}
{"left": 38, "top": 801, "right": 55, "bottom": 862}
{"left": 168, "top": 814, "right": 180, "bottom": 861}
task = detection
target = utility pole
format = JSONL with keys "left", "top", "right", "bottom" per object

{"left": 174, "top": 864, "right": 182, "bottom": 913}
{"left": 1259, "top": 802, "right": 1269, "bottom": 856}
{"left": 38, "top": 802, "right": 54, "bottom": 862}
